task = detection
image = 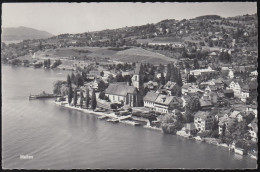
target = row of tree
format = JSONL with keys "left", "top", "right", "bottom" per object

{"left": 67, "top": 86, "right": 97, "bottom": 110}
{"left": 67, "top": 73, "right": 84, "bottom": 87}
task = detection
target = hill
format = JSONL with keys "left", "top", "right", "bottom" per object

{"left": 1, "top": 26, "right": 54, "bottom": 41}
{"left": 194, "top": 15, "right": 222, "bottom": 20}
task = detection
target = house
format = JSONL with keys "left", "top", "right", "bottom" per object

{"left": 189, "top": 66, "right": 217, "bottom": 77}
{"left": 181, "top": 94, "right": 192, "bottom": 108}
{"left": 240, "top": 79, "right": 257, "bottom": 102}
{"left": 199, "top": 99, "right": 213, "bottom": 110}
{"left": 154, "top": 95, "right": 181, "bottom": 113}
{"left": 86, "top": 70, "right": 101, "bottom": 80}
{"left": 144, "top": 81, "right": 159, "bottom": 90}
{"left": 143, "top": 92, "right": 159, "bottom": 110}
{"left": 248, "top": 118, "right": 258, "bottom": 142}
{"left": 182, "top": 83, "right": 203, "bottom": 95}
{"left": 246, "top": 105, "right": 257, "bottom": 117}
{"left": 218, "top": 116, "right": 229, "bottom": 135}
{"left": 228, "top": 80, "right": 244, "bottom": 98}
{"left": 163, "top": 81, "right": 181, "bottom": 96}
{"left": 215, "top": 113, "right": 228, "bottom": 122}
{"left": 183, "top": 123, "right": 197, "bottom": 136}
{"left": 218, "top": 117, "right": 237, "bottom": 135}
{"left": 250, "top": 70, "right": 258, "bottom": 77}
{"left": 228, "top": 70, "right": 234, "bottom": 79}
{"left": 105, "top": 84, "right": 141, "bottom": 107}
{"left": 194, "top": 111, "right": 214, "bottom": 132}
{"left": 229, "top": 110, "right": 240, "bottom": 119}
{"left": 205, "top": 85, "right": 217, "bottom": 93}
{"left": 223, "top": 89, "right": 234, "bottom": 98}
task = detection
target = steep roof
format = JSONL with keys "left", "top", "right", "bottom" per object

{"left": 194, "top": 111, "right": 212, "bottom": 120}
{"left": 105, "top": 84, "right": 137, "bottom": 96}
{"left": 223, "top": 89, "right": 234, "bottom": 94}
{"left": 155, "top": 94, "right": 174, "bottom": 106}
{"left": 199, "top": 99, "right": 213, "bottom": 107}
{"left": 229, "top": 111, "right": 240, "bottom": 118}
{"left": 143, "top": 92, "right": 159, "bottom": 102}
{"left": 164, "top": 81, "right": 178, "bottom": 90}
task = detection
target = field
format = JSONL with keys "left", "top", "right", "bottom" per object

{"left": 24, "top": 46, "right": 177, "bottom": 65}
{"left": 111, "top": 47, "right": 177, "bottom": 64}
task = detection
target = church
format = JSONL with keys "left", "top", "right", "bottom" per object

{"left": 105, "top": 63, "right": 144, "bottom": 107}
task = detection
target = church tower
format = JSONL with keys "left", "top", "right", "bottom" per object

{"left": 132, "top": 63, "right": 144, "bottom": 90}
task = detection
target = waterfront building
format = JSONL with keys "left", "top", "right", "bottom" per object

{"left": 154, "top": 95, "right": 182, "bottom": 114}
{"left": 105, "top": 84, "right": 141, "bottom": 107}
{"left": 248, "top": 118, "right": 258, "bottom": 142}
{"left": 143, "top": 92, "right": 159, "bottom": 110}
{"left": 194, "top": 111, "right": 214, "bottom": 132}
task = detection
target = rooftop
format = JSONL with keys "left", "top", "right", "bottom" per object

{"left": 143, "top": 92, "right": 159, "bottom": 102}
{"left": 105, "top": 83, "right": 137, "bottom": 96}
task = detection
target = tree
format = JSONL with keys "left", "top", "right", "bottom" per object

{"left": 67, "top": 74, "right": 71, "bottom": 87}
{"left": 85, "top": 88, "right": 90, "bottom": 109}
{"left": 68, "top": 85, "right": 73, "bottom": 105}
{"left": 115, "top": 73, "right": 123, "bottom": 82}
{"left": 71, "top": 72, "right": 76, "bottom": 84}
{"left": 99, "top": 91, "right": 105, "bottom": 99}
{"left": 91, "top": 89, "right": 97, "bottom": 110}
{"left": 185, "top": 97, "right": 201, "bottom": 123}
{"left": 98, "top": 80, "right": 107, "bottom": 92}
{"left": 160, "top": 72, "right": 165, "bottom": 85}
{"left": 166, "top": 63, "right": 172, "bottom": 82}
{"left": 53, "top": 80, "right": 66, "bottom": 95}
{"left": 75, "top": 73, "right": 84, "bottom": 87}
{"left": 47, "top": 59, "right": 51, "bottom": 68}
{"left": 79, "top": 90, "right": 84, "bottom": 108}
{"left": 193, "top": 58, "right": 200, "bottom": 69}
{"left": 176, "top": 70, "right": 183, "bottom": 87}
{"left": 221, "top": 123, "right": 226, "bottom": 143}
{"left": 73, "top": 88, "right": 78, "bottom": 107}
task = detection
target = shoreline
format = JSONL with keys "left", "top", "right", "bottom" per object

{"left": 54, "top": 101, "right": 257, "bottom": 160}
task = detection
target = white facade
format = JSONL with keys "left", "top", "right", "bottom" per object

{"left": 228, "top": 81, "right": 242, "bottom": 98}
{"left": 144, "top": 101, "right": 155, "bottom": 109}
{"left": 194, "top": 115, "right": 214, "bottom": 132}
{"left": 228, "top": 70, "right": 234, "bottom": 79}
{"left": 106, "top": 94, "right": 126, "bottom": 104}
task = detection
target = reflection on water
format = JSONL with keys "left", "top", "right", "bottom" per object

{"left": 2, "top": 65, "right": 257, "bottom": 169}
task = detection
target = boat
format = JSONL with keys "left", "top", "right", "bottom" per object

{"left": 98, "top": 115, "right": 109, "bottom": 120}
{"left": 106, "top": 118, "right": 119, "bottom": 123}
{"left": 121, "top": 120, "right": 141, "bottom": 126}
{"left": 29, "top": 91, "right": 61, "bottom": 100}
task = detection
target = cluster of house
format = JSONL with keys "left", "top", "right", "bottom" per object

{"left": 77, "top": 61, "right": 257, "bottom": 143}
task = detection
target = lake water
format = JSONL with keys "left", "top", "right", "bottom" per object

{"left": 2, "top": 65, "right": 257, "bottom": 169}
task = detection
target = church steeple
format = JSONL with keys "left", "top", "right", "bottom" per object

{"left": 132, "top": 63, "right": 144, "bottom": 90}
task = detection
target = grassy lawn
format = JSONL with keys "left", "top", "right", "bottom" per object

{"left": 111, "top": 47, "right": 177, "bottom": 64}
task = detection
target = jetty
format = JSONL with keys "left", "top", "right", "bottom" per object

{"left": 29, "top": 91, "right": 61, "bottom": 100}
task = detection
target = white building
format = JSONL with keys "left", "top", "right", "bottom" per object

{"left": 143, "top": 92, "right": 159, "bottom": 110}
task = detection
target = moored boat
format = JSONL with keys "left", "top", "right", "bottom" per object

{"left": 106, "top": 118, "right": 119, "bottom": 123}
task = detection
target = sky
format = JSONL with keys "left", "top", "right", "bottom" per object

{"left": 2, "top": 2, "right": 257, "bottom": 35}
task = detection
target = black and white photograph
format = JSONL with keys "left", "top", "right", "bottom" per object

{"left": 1, "top": 2, "right": 258, "bottom": 169}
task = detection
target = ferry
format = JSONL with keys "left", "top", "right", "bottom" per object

{"left": 29, "top": 91, "right": 61, "bottom": 100}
